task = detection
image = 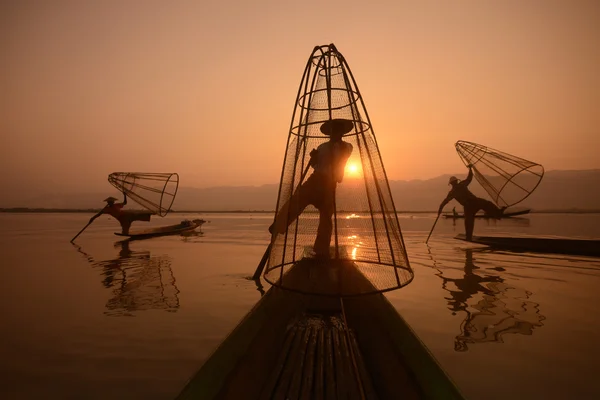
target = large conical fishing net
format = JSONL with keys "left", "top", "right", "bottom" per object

{"left": 455, "top": 141, "right": 544, "bottom": 208}
{"left": 263, "top": 44, "right": 413, "bottom": 296}
{"left": 108, "top": 172, "right": 179, "bottom": 217}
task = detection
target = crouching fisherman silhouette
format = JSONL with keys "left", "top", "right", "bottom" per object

{"left": 269, "top": 118, "right": 354, "bottom": 258}
{"left": 437, "top": 165, "right": 506, "bottom": 241}
{"left": 89, "top": 193, "right": 152, "bottom": 235}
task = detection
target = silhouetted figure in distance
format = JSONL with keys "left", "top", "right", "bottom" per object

{"left": 89, "top": 193, "right": 151, "bottom": 234}
{"left": 437, "top": 165, "right": 506, "bottom": 240}
{"left": 269, "top": 118, "right": 354, "bottom": 258}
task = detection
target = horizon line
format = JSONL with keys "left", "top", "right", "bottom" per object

{"left": 2, "top": 207, "right": 600, "bottom": 214}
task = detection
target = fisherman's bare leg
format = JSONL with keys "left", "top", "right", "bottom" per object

{"left": 478, "top": 198, "right": 505, "bottom": 219}
{"left": 314, "top": 205, "right": 334, "bottom": 257}
{"left": 120, "top": 220, "right": 132, "bottom": 235}
{"left": 464, "top": 207, "right": 477, "bottom": 241}
{"left": 269, "top": 179, "right": 314, "bottom": 235}
{"left": 313, "top": 183, "right": 335, "bottom": 257}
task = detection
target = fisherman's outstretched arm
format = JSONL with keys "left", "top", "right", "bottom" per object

{"left": 438, "top": 193, "right": 453, "bottom": 214}
{"left": 89, "top": 208, "right": 105, "bottom": 223}
{"left": 463, "top": 165, "right": 474, "bottom": 185}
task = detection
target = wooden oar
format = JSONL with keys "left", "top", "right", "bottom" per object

{"left": 252, "top": 243, "right": 272, "bottom": 280}
{"left": 70, "top": 220, "right": 93, "bottom": 243}
{"left": 425, "top": 213, "right": 441, "bottom": 244}
{"left": 252, "top": 162, "right": 311, "bottom": 280}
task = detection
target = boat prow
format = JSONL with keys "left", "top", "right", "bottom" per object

{"left": 176, "top": 258, "right": 464, "bottom": 399}
{"left": 456, "top": 234, "right": 600, "bottom": 257}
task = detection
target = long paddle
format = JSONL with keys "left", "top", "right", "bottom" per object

{"left": 252, "top": 162, "right": 312, "bottom": 280}
{"left": 425, "top": 212, "right": 441, "bottom": 244}
{"left": 70, "top": 220, "right": 93, "bottom": 243}
{"left": 252, "top": 243, "right": 272, "bottom": 280}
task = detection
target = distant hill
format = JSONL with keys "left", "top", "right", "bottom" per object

{"left": 2, "top": 169, "right": 599, "bottom": 212}
{"left": 172, "top": 169, "right": 600, "bottom": 212}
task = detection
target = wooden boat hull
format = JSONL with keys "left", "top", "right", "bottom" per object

{"left": 176, "top": 259, "right": 464, "bottom": 400}
{"left": 443, "top": 209, "right": 531, "bottom": 219}
{"left": 114, "top": 219, "right": 204, "bottom": 239}
{"left": 456, "top": 234, "right": 600, "bottom": 257}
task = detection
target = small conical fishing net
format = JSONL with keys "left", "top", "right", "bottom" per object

{"left": 108, "top": 172, "right": 179, "bottom": 217}
{"left": 455, "top": 140, "right": 544, "bottom": 208}
{"left": 263, "top": 44, "right": 413, "bottom": 296}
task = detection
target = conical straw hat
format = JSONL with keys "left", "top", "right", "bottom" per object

{"left": 320, "top": 118, "right": 354, "bottom": 136}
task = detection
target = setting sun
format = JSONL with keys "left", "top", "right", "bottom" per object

{"left": 346, "top": 162, "right": 361, "bottom": 177}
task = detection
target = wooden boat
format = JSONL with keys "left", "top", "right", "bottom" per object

{"left": 176, "top": 254, "right": 465, "bottom": 400}
{"left": 456, "top": 234, "right": 600, "bottom": 257}
{"left": 443, "top": 209, "right": 531, "bottom": 219}
{"left": 176, "top": 43, "right": 463, "bottom": 399}
{"left": 114, "top": 219, "right": 205, "bottom": 239}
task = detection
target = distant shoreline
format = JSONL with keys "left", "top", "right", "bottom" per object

{"left": 2, "top": 208, "right": 600, "bottom": 214}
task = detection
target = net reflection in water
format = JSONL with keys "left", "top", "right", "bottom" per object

{"left": 431, "top": 248, "right": 545, "bottom": 352}
{"left": 75, "top": 240, "right": 180, "bottom": 316}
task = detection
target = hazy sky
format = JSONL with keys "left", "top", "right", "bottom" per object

{"left": 2, "top": 0, "right": 599, "bottom": 197}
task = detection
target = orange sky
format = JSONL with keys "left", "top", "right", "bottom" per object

{"left": 2, "top": 1, "right": 599, "bottom": 197}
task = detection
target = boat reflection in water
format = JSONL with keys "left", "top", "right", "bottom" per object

{"left": 74, "top": 240, "right": 180, "bottom": 316}
{"left": 449, "top": 215, "right": 531, "bottom": 228}
{"left": 180, "top": 228, "right": 205, "bottom": 243}
{"left": 432, "top": 248, "right": 545, "bottom": 352}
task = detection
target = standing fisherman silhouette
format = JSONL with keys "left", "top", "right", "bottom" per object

{"left": 88, "top": 192, "right": 151, "bottom": 235}
{"left": 437, "top": 165, "right": 506, "bottom": 240}
{"left": 268, "top": 118, "right": 353, "bottom": 258}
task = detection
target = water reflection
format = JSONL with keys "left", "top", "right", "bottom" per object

{"left": 180, "top": 228, "right": 205, "bottom": 242}
{"left": 73, "top": 240, "right": 180, "bottom": 316}
{"left": 431, "top": 248, "right": 545, "bottom": 351}
{"left": 448, "top": 215, "right": 531, "bottom": 228}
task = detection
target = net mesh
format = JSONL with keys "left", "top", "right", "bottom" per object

{"left": 108, "top": 172, "right": 179, "bottom": 217}
{"left": 263, "top": 44, "right": 413, "bottom": 296}
{"left": 455, "top": 141, "right": 544, "bottom": 208}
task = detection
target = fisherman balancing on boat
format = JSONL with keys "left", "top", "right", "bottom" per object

{"left": 269, "top": 118, "right": 354, "bottom": 258}
{"left": 437, "top": 165, "right": 506, "bottom": 241}
{"left": 88, "top": 192, "right": 152, "bottom": 235}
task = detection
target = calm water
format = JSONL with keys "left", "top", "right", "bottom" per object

{"left": 1, "top": 212, "right": 600, "bottom": 399}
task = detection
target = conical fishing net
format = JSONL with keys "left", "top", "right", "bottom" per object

{"left": 108, "top": 172, "right": 179, "bottom": 217}
{"left": 263, "top": 44, "right": 413, "bottom": 296}
{"left": 455, "top": 141, "right": 544, "bottom": 208}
